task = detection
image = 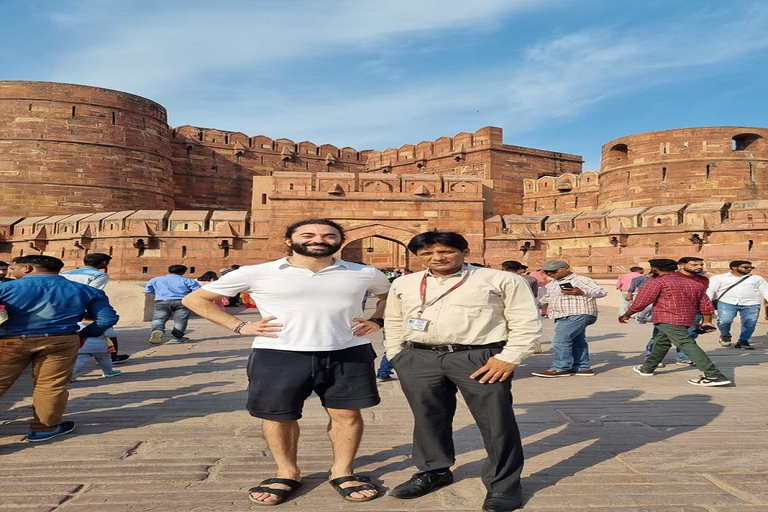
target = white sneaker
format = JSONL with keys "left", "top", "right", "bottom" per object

{"left": 633, "top": 365, "right": 654, "bottom": 377}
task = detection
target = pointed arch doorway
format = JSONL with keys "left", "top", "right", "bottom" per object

{"left": 341, "top": 235, "right": 409, "bottom": 271}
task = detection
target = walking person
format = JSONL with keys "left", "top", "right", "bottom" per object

{"left": 182, "top": 219, "right": 390, "bottom": 505}
{"left": 706, "top": 260, "right": 768, "bottom": 350}
{"left": 501, "top": 260, "right": 539, "bottom": 298}
{"left": 626, "top": 271, "right": 653, "bottom": 323}
{"left": 531, "top": 260, "right": 607, "bottom": 378}
{"left": 643, "top": 257, "right": 709, "bottom": 366}
{"left": 71, "top": 321, "right": 122, "bottom": 380}
{"left": 384, "top": 231, "right": 541, "bottom": 512}
{"left": 145, "top": 265, "right": 200, "bottom": 344}
{"left": 619, "top": 259, "right": 731, "bottom": 387}
{"left": 61, "top": 253, "right": 130, "bottom": 364}
{"left": 0, "top": 255, "right": 119, "bottom": 441}
{"left": 616, "top": 266, "right": 644, "bottom": 316}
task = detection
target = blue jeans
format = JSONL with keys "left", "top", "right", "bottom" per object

{"left": 635, "top": 304, "right": 653, "bottom": 323}
{"left": 151, "top": 300, "right": 192, "bottom": 338}
{"left": 645, "top": 325, "right": 693, "bottom": 364}
{"left": 377, "top": 355, "right": 393, "bottom": 379}
{"left": 551, "top": 314, "right": 596, "bottom": 372}
{"left": 717, "top": 302, "right": 760, "bottom": 342}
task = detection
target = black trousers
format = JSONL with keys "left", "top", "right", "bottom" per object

{"left": 391, "top": 345, "right": 524, "bottom": 495}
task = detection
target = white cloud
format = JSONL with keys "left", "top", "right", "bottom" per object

{"left": 22, "top": 0, "right": 768, "bottom": 158}
{"left": 46, "top": 0, "right": 551, "bottom": 93}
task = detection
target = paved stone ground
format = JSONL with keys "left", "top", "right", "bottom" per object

{"left": 2, "top": 306, "right": 767, "bottom": 512}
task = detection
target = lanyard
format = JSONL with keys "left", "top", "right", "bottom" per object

{"left": 417, "top": 268, "right": 470, "bottom": 317}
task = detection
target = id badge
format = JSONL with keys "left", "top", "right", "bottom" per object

{"left": 407, "top": 317, "right": 430, "bottom": 331}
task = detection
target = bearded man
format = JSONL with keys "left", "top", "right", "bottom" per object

{"left": 182, "top": 218, "right": 390, "bottom": 506}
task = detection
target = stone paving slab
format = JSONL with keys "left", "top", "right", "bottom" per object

{"left": 2, "top": 306, "right": 768, "bottom": 511}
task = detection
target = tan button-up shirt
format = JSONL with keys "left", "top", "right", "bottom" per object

{"left": 384, "top": 265, "right": 542, "bottom": 364}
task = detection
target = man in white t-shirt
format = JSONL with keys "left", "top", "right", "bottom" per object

{"left": 706, "top": 260, "right": 768, "bottom": 349}
{"left": 182, "top": 219, "right": 390, "bottom": 506}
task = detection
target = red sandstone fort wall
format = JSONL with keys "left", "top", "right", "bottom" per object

{"left": 0, "top": 81, "right": 174, "bottom": 216}
{"left": 364, "top": 127, "right": 582, "bottom": 215}
{"left": 599, "top": 127, "right": 768, "bottom": 209}
{"left": 170, "top": 126, "right": 371, "bottom": 210}
{"left": 3, "top": 81, "right": 768, "bottom": 279}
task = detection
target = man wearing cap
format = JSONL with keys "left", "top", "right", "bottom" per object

{"left": 531, "top": 260, "right": 607, "bottom": 378}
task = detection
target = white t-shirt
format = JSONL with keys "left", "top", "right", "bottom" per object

{"left": 201, "top": 258, "right": 391, "bottom": 351}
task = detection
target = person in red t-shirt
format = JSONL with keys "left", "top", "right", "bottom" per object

{"left": 619, "top": 258, "right": 730, "bottom": 387}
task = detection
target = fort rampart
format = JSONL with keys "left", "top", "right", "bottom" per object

{"left": 2, "top": 81, "right": 768, "bottom": 278}
{"left": 0, "top": 81, "right": 173, "bottom": 216}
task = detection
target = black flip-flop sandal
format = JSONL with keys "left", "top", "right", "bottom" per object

{"left": 329, "top": 475, "right": 380, "bottom": 502}
{"left": 248, "top": 477, "right": 302, "bottom": 506}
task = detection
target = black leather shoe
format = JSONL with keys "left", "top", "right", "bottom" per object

{"left": 482, "top": 492, "right": 523, "bottom": 512}
{"left": 389, "top": 470, "right": 453, "bottom": 499}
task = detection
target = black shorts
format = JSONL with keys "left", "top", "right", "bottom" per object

{"left": 245, "top": 343, "right": 380, "bottom": 421}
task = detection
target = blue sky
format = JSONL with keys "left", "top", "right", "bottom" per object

{"left": 3, "top": 0, "right": 768, "bottom": 171}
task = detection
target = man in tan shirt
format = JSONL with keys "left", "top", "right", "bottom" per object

{"left": 384, "top": 231, "right": 541, "bottom": 512}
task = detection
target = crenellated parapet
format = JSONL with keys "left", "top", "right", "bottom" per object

{"left": 521, "top": 171, "right": 599, "bottom": 214}
{"left": 365, "top": 127, "right": 503, "bottom": 174}
{"left": 170, "top": 125, "right": 374, "bottom": 211}
{"left": 0, "top": 210, "right": 252, "bottom": 280}
{"left": 257, "top": 171, "right": 484, "bottom": 201}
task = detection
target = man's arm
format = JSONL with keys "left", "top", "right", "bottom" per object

{"left": 80, "top": 292, "right": 120, "bottom": 337}
{"left": 90, "top": 273, "right": 110, "bottom": 290}
{"left": 383, "top": 286, "right": 405, "bottom": 359}
{"left": 705, "top": 276, "right": 720, "bottom": 299}
{"left": 182, "top": 288, "right": 282, "bottom": 337}
{"left": 351, "top": 293, "right": 387, "bottom": 336}
{"left": 470, "top": 277, "right": 542, "bottom": 384}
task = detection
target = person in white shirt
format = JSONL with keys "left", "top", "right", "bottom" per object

{"left": 182, "top": 219, "right": 390, "bottom": 506}
{"left": 61, "top": 253, "right": 129, "bottom": 364}
{"left": 706, "top": 260, "right": 768, "bottom": 349}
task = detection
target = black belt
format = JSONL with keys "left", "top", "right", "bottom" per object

{"left": 0, "top": 332, "right": 78, "bottom": 340}
{"left": 407, "top": 341, "right": 505, "bottom": 353}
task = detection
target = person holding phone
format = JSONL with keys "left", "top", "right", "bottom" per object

{"left": 531, "top": 260, "right": 607, "bottom": 378}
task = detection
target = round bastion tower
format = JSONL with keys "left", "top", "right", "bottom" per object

{"left": 0, "top": 81, "right": 174, "bottom": 216}
{"left": 598, "top": 127, "right": 768, "bottom": 209}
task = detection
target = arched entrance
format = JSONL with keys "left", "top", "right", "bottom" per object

{"left": 341, "top": 235, "right": 409, "bottom": 270}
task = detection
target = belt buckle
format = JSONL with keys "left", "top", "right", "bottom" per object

{"left": 436, "top": 344, "right": 454, "bottom": 353}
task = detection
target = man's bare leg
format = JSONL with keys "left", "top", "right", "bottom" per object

{"left": 249, "top": 419, "right": 301, "bottom": 504}
{"left": 326, "top": 408, "right": 378, "bottom": 500}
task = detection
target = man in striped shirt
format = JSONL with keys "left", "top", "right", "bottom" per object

{"left": 619, "top": 259, "right": 731, "bottom": 387}
{"left": 531, "top": 260, "right": 607, "bottom": 378}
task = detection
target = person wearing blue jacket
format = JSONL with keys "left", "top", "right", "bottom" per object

{"left": 0, "top": 255, "right": 119, "bottom": 442}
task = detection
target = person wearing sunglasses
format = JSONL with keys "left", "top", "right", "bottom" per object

{"left": 706, "top": 260, "right": 768, "bottom": 350}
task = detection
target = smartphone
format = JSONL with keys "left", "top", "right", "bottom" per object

{"left": 694, "top": 325, "right": 716, "bottom": 334}
{"left": 559, "top": 283, "right": 574, "bottom": 290}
